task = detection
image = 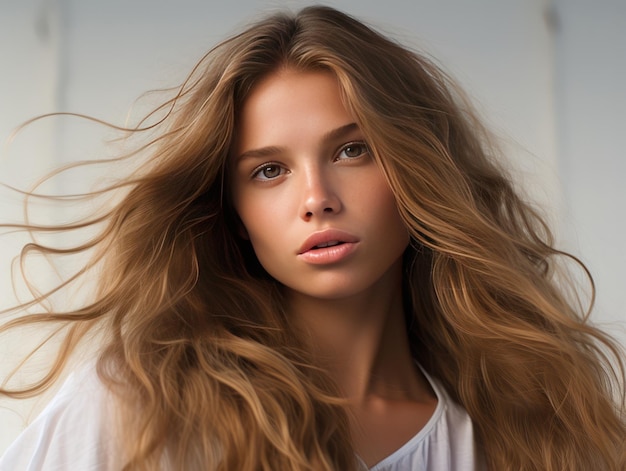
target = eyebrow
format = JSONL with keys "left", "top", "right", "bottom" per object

{"left": 235, "top": 122, "right": 360, "bottom": 162}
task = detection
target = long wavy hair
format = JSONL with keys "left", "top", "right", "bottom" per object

{"left": 1, "top": 6, "right": 624, "bottom": 470}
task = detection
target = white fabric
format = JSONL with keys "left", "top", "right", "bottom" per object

{"left": 1, "top": 367, "right": 478, "bottom": 470}
{"left": 358, "top": 369, "right": 479, "bottom": 470}
{"left": 0, "top": 367, "right": 121, "bottom": 471}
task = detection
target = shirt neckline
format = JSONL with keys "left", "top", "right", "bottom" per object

{"left": 356, "top": 366, "right": 445, "bottom": 470}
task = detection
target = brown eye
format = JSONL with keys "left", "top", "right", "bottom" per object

{"left": 262, "top": 166, "right": 281, "bottom": 178}
{"left": 338, "top": 142, "right": 368, "bottom": 160}
{"left": 253, "top": 164, "right": 284, "bottom": 181}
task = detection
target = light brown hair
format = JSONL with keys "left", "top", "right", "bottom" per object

{"left": 2, "top": 6, "right": 624, "bottom": 470}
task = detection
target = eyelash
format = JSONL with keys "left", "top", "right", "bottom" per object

{"left": 250, "top": 141, "right": 369, "bottom": 181}
{"left": 335, "top": 141, "right": 369, "bottom": 161}
{"left": 251, "top": 162, "right": 285, "bottom": 181}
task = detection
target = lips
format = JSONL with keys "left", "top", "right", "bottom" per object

{"left": 299, "top": 231, "right": 356, "bottom": 254}
{"left": 312, "top": 240, "right": 342, "bottom": 249}
{"left": 296, "top": 230, "right": 359, "bottom": 265}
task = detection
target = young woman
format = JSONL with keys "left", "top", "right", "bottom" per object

{"left": 1, "top": 6, "right": 624, "bottom": 471}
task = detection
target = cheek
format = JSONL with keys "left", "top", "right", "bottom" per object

{"left": 231, "top": 185, "right": 263, "bottom": 238}
{"left": 367, "top": 178, "right": 410, "bottom": 244}
{"left": 231, "top": 204, "right": 276, "bottom": 273}
{"left": 234, "top": 198, "right": 268, "bottom": 241}
{"left": 234, "top": 183, "right": 297, "bottom": 236}
{"left": 235, "top": 208, "right": 259, "bottom": 244}
{"left": 234, "top": 197, "right": 285, "bottom": 261}
{"left": 360, "top": 173, "right": 402, "bottom": 216}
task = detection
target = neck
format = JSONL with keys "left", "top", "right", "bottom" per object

{"left": 286, "top": 264, "right": 421, "bottom": 403}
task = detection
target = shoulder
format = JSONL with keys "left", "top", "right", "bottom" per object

{"left": 368, "top": 370, "right": 482, "bottom": 471}
{"left": 0, "top": 364, "right": 122, "bottom": 471}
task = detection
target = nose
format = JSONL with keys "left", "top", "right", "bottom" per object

{"left": 300, "top": 166, "right": 342, "bottom": 221}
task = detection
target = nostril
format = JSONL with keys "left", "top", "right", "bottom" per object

{"left": 323, "top": 207, "right": 333, "bottom": 213}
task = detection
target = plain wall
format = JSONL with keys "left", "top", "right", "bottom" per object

{"left": 1, "top": 0, "right": 624, "bottom": 455}
{"left": 553, "top": 0, "right": 626, "bottom": 331}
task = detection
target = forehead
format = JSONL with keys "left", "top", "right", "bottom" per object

{"left": 233, "top": 69, "right": 355, "bottom": 155}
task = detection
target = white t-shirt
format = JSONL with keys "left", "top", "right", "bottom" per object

{"left": 0, "top": 366, "right": 479, "bottom": 470}
{"left": 358, "top": 369, "right": 478, "bottom": 470}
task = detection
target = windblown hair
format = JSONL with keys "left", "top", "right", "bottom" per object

{"left": 1, "top": 6, "right": 624, "bottom": 470}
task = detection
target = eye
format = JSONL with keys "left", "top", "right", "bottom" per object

{"left": 336, "top": 141, "right": 369, "bottom": 161}
{"left": 252, "top": 163, "right": 286, "bottom": 181}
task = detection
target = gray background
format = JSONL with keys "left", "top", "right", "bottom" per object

{"left": 1, "top": 0, "right": 625, "bottom": 453}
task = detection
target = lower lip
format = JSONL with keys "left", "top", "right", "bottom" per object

{"left": 298, "top": 242, "right": 358, "bottom": 265}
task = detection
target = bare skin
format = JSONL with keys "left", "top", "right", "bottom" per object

{"left": 287, "top": 258, "right": 437, "bottom": 467}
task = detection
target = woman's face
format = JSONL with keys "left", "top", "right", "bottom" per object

{"left": 231, "top": 69, "right": 409, "bottom": 300}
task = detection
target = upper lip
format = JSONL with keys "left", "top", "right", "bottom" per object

{"left": 298, "top": 229, "right": 359, "bottom": 254}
